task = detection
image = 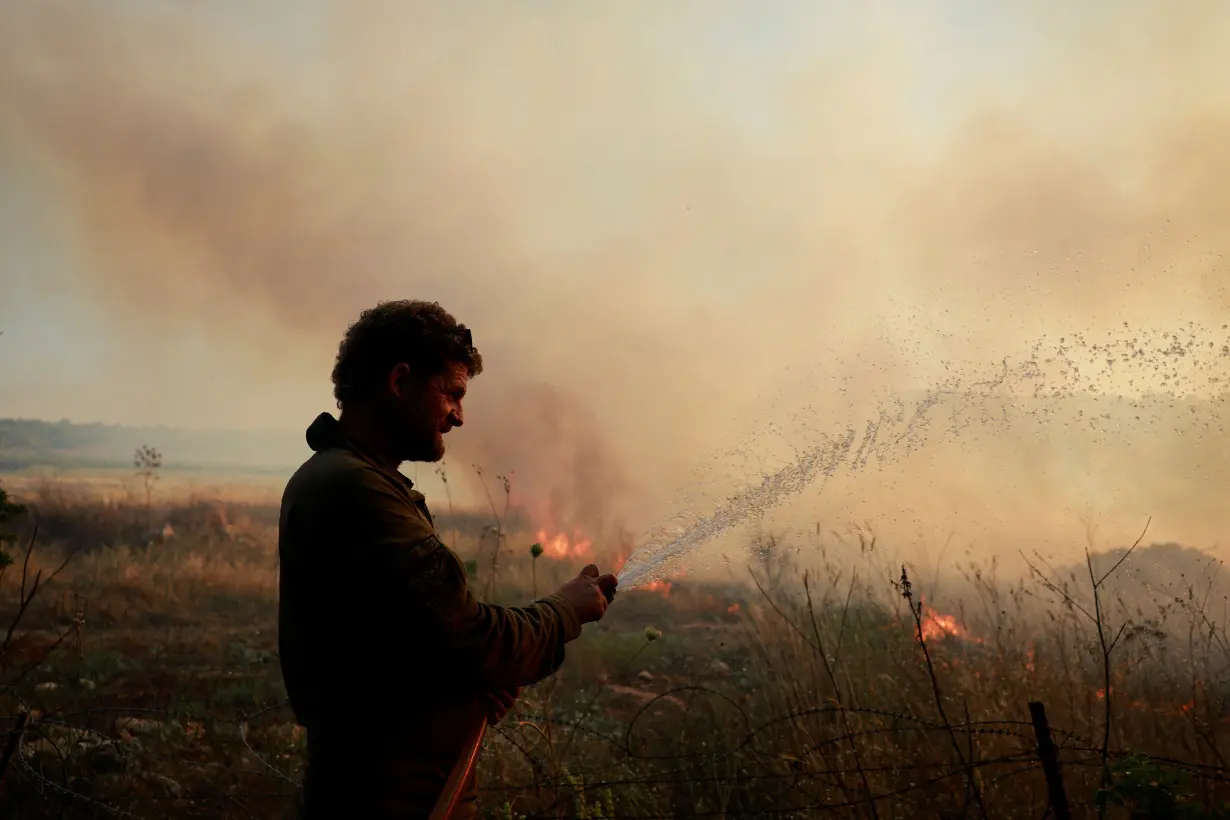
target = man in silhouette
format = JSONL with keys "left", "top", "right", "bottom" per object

{"left": 278, "top": 300, "right": 617, "bottom": 818}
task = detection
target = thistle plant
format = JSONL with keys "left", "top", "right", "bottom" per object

{"left": 530, "top": 542, "right": 544, "bottom": 598}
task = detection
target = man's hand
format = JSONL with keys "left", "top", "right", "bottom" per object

{"left": 553, "top": 564, "right": 618, "bottom": 625}
{"left": 484, "top": 686, "right": 521, "bottom": 725}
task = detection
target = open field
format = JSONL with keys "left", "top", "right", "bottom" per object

{"left": 0, "top": 477, "right": 1227, "bottom": 820}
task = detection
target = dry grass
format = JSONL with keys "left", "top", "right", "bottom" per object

{"left": 0, "top": 482, "right": 1226, "bottom": 819}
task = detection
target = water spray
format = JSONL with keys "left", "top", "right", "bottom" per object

{"left": 613, "top": 323, "right": 1230, "bottom": 589}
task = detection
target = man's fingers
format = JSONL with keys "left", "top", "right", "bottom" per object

{"left": 580, "top": 564, "right": 600, "bottom": 578}
{"left": 597, "top": 573, "right": 618, "bottom": 602}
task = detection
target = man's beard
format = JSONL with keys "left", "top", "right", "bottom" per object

{"left": 382, "top": 401, "right": 446, "bottom": 463}
{"left": 394, "top": 424, "right": 445, "bottom": 463}
{"left": 407, "top": 430, "right": 446, "bottom": 463}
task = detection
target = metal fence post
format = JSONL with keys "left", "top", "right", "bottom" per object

{"left": 1029, "top": 701, "right": 1072, "bottom": 820}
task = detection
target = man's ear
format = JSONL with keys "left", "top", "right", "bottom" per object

{"left": 387, "top": 363, "right": 413, "bottom": 399}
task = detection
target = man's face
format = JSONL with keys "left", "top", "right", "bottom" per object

{"left": 385, "top": 361, "right": 468, "bottom": 463}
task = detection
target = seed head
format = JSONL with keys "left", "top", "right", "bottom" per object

{"left": 530, "top": 543, "right": 544, "bottom": 559}
{"left": 644, "top": 626, "right": 662, "bottom": 642}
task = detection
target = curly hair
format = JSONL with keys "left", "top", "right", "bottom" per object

{"left": 331, "top": 300, "right": 483, "bottom": 407}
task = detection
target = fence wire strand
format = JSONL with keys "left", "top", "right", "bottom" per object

{"left": 3, "top": 685, "right": 1228, "bottom": 819}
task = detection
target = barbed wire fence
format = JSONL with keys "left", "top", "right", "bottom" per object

{"left": 1, "top": 685, "right": 1227, "bottom": 819}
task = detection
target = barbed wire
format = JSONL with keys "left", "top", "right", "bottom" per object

{"left": 3, "top": 683, "right": 1227, "bottom": 819}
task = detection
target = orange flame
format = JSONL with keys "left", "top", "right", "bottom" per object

{"left": 610, "top": 548, "right": 630, "bottom": 574}
{"left": 536, "top": 529, "right": 593, "bottom": 560}
{"left": 632, "top": 563, "right": 690, "bottom": 598}
{"left": 918, "top": 604, "right": 980, "bottom": 643}
{"left": 640, "top": 579, "right": 673, "bottom": 597}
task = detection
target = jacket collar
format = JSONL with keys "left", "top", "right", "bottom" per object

{"left": 305, "top": 412, "right": 417, "bottom": 491}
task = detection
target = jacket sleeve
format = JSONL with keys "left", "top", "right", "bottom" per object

{"left": 336, "top": 466, "right": 582, "bottom": 690}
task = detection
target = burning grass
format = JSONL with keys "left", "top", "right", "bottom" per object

{"left": 0, "top": 483, "right": 1227, "bottom": 818}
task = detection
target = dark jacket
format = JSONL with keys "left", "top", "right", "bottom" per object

{"left": 278, "top": 413, "right": 581, "bottom": 818}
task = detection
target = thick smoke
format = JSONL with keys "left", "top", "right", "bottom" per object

{"left": 1, "top": 1, "right": 1228, "bottom": 564}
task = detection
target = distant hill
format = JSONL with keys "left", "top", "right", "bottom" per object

{"left": 0, "top": 417, "right": 307, "bottom": 474}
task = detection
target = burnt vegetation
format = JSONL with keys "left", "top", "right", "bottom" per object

{"left": 0, "top": 469, "right": 1224, "bottom": 819}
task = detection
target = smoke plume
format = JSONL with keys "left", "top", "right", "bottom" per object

{"left": 1, "top": 1, "right": 1228, "bottom": 568}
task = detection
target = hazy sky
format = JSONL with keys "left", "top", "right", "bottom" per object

{"left": 2, "top": 1, "right": 1228, "bottom": 564}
